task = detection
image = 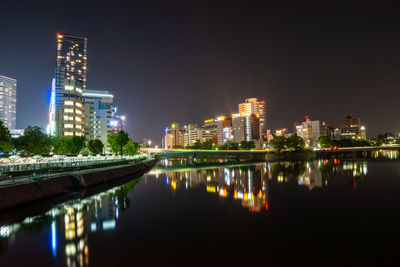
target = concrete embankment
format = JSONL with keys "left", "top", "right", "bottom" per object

{"left": 0, "top": 158, "right": 157, "bottom": 211}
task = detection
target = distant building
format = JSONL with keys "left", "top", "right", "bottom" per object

{"left": 83, "top": 90, "right": 113, "bottom": 151}
{"left": 164, "top": 123, "right": 184, "bottom": 149}
{"left": 216, "top": 116, "right": 232, "bottom": 145}
{"left": 50, "top": 33, "right": 87, "bottom": 137}
{"left": 275, "top": 128, "right": 287, "bottom": 137}
{"left": 231, "top": 113, "right": 260, "bottom": 143}
{"left": 9, "top": 129, "right": 24, "bottom": 138}
{"left": 184, "top": 124, "right": 203, "bottom": 146}
{"left": 201, "top": 119, "right": 218, "bottom": 144}
{"left": 238, "top": 98, "right": 267, "bottom": 136}
{"left": 110, "top": 107, "right": 125, "bottom": 133}
{"left": 360, "top": 126, "right": 367, "bottom": 140}
{"left": 342, "top": 114, "right": 363, "bottom": 138}
{"left": 296, "top": 116, "right": 327, "bottom": 147}
{"left": 0, "top": 75, "right": 17, "bottom": 130}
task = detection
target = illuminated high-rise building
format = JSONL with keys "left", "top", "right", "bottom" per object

{"left": 238, "top": 98, "right": 267, "bottom": 136}
{"left": 83, "top": 90, "right": 113, "bottom": 152}
{"left": 231, "top": 113, "right": 260, "bottom": 143}
{"left": 0, "top": 75, "right": 17, "bottom": 129}
{"left": 49, "top": 33, "right": 87, "bottom": 137}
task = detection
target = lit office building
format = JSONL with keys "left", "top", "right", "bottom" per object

{"left": 231, "top": 113, "right": 260, "bottom": 143}
{"left": 342, "top": 114, "right": 365, "bottom": 139}
{"left": 83, "top": 90, "right": 113, "bottom": 151}
{"left": 164, "top": 123, "right": 185, "bottom": 149}
{"left": 216, "top": 116, "right": 232, "bottom": 145}
{"left": 0, "top": 75, "right": 17, "bottom": 130}
{"left": 238, "top": 98, "right": 267, "bottom": 136}
{"left": 49, "top": 33, "right": 87, "bottom": 137}
{"left": 184, "top": 124, "right": 203, "bottom": 146}
{"left": 201, "top": 119, "right": 218, "bottom": 144}
{"left": 295, "top": 116, "right": 327, "bottom": 147}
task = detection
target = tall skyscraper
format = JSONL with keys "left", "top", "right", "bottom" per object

{"left": 0, "top": 75, "right": 17, "bottom": 130}
{"left": 83, "top": 90, "right": 114, "bottom": 151}
{"left": 49, "top": 33, "right": 87, "bottom": 137}
{"left": 238, "top": 98, "right": 267, "bottom": 136}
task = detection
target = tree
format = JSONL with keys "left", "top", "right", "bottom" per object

{"left": 286, "top": 135, "right": 305, "bottom": 152}
{"left": 201, "top": 139, "right": 214, "bottom": 150}
{"left": 107, "top": 130, "right": 129, "bottom": 154}
{"left": 17, "top": 126, "right": 51, "bottom": 155}
{"left": 52, "top": 136, "right": 86, "bottom": 155}
{"left": 269, "top": 136, "right": 286, "bottom": 153}
{"left": 0, "top": 121, "right": 13, "bottom": 153}
{"left": 87, "top": 139, "right": 104, "bottom": 154}
{"left": 239, "top": 141, "right": 255, "bottom": 150}
{"left": 317, "top": 136, "right": 334, "bottom": 148}
{"left": 123, "top": 139, "right": 140, "bottom": 156}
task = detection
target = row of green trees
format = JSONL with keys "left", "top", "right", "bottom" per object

{"left": 317, "top": 136, "right": 370, "bottom": 148}
{"left": 0, "top": 121, "right": 139, "bottom": 155}
{"left": 268, "top": 135, "right": 305, "bottom": 153}
{"left": 185, "top": 140, "right": 256, "bottom": 150}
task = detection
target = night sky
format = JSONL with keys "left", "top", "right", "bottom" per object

{"left": 1, "top": 0, "right": 400, "bottom": 145}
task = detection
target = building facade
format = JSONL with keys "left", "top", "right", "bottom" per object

{"left": 83, "top": 90, "right": 113, "bottom": 151}
{"left": 231, "top": 113, "right": 260, "bottom": 143}
{"left": 216, "top": 116, "right": 232, "bottom": 145}
{"left": 164, "top": 123, "right": 185, "bottom": 149}
{"left": 238, "top": 98, "right": 266, "bottom": 136}
{"left": 296, "top": 117, "right": 327, "bottom": 147}
{"left": 50, "top": 33, "right": 88, "bottom": 137}
{"left": 184, "top": 124, "right": 203, "bottom": 146}
{"left": 0, "top": 75, "right": 17, "bottom": 130}
{"left": 342, "top": 114, "right": 365, "bottom": 139}
{"left": 201, "top": 119, "right": 218, "bottom": 144}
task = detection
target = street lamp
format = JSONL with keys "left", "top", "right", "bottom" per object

{"left": 148, "top": 140, "right": 152, "bottom": 147}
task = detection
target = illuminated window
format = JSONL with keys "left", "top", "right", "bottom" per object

{"left": 64, "top": 116, "right": 73, "bottom": 121}
{"left": 64, "top": 108, "right": 74, "bottom": 113}
{"left": 64, "top": 124, "right": 73, "bottom": 128}
{"left": 64, "top": 132, "right": 73, "bottom": 136}
{"left": 65, "top": 85, "right": 74, "bottom": 90}
{"left": 76, "top": 88, "right": 82, "bottom": 93}
{"left": 64, "top": 100, "right": 74, "bottom": 106}
{"left": 75, "top": 102, "right": 82, "bottom": 108}
{"left": 76, "top": 124, "right": 82, "bottom": 129}
{"left": 75, "top": 109, "right": 82, "bottom": 115}
{"left": 75, "top": 117, "right": 82, "bottom": 122}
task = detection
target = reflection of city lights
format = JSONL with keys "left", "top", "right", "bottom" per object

{"left": 102, "top": 220, "right": 116, "bottom": 230}
{"left": 206, "top": 186, "right": 216, "bottom": 193}
{"left": 51, "top": 221, "right": 57, "bottom": 257}
{"left": 171, "top": 180, "right": 177, "bottom": 190}
{"left": 90, "top": 222, "right": 97, "bottom": 232}
{"left": 65, "top": 243, "right": 76, "bottom": 256}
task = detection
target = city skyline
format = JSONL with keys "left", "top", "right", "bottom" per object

{"left": 1, "top": 1, "right": 400, "bottom": 144}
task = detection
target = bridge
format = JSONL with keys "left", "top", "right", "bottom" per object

{"left": 141, "top": 148, "right": 267, "bottom": 161}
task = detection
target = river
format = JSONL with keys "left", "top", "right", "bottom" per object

{"left": 1, "top": 153, "right": 400, "bottom": 266}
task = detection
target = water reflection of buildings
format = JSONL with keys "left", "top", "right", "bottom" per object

{"left": 151, "top": 159, "right": 373, "bottom": 213}
{"left": 152, "top": 164, "right": 271, "bottom": 213}
{"left": 0, "top": 180, "right": 137, "bottom": 266}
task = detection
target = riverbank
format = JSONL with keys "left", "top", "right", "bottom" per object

{"left": 0, "top": 158, "right": 157, "bottom": 211}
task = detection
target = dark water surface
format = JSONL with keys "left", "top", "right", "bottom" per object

{"left": 1, "top": 158, "right": 400, "bottom": 266}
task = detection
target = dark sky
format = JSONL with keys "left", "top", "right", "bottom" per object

{"left": 1, "top": 0, "right": 400, "bottom": 145}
